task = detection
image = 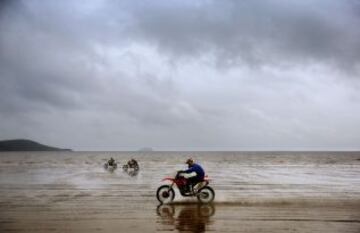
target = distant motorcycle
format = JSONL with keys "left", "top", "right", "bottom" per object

{"left": 122, "top": 164, "right": 139, "bottom": 171}
{"left": 156, "top": 173, "right": 215, "bottom": 204}
{"left": 104, "top": 162, "right": 117, "bottom": 170}
{"left": 122, "top": 159, "right": 139, "bottom": 171}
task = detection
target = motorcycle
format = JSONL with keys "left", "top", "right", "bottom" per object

{"left": 104, "top": 162, "right": 117, "bottom": 170}
{"left": 122, "top": 164, "right": 139, "bottom": 176}
{"left": 123, "top": 159, "right": 139, "bottom": 171}
{"left": 156, "top": 173, "right": 215, "bottom": 204}
{"left": 122, "top": 164, "right": 139, "bottom": 171}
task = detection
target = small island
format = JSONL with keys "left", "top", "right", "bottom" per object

{"left": 0, "top": 139, "right": 71, "bottom": 151}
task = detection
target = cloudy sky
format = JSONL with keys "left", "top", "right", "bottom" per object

{"left": 0, "top": 0, "right": 360, "bottom": 151}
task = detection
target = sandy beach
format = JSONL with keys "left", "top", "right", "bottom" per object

{"left": 1, "top": 151, "right": 359, "bottom": 232}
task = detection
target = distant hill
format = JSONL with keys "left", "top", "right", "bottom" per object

{"left": 0, "top": 139, "right": 71, "bottom": 151}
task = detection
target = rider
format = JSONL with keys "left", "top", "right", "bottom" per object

{"left": 108, "top": 157, "right": 115, "bottom": 166}
{"left": 127, "top": 158, "right": 138, "bottom": 168}
{"left": 178, "top": 158, "right": 205, "bottom": 193}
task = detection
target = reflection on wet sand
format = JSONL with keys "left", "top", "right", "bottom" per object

{"left": 156, "top": 204, "right": 215, "bottom": 233}
{"left": 155, "top": 203, "right": 360, "bottom": 233}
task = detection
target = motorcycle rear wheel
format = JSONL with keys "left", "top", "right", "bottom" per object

{"left": 197, "top": 186, "right": 215, "bottom": 203}
{"left": 156, "top": 185, "right": 175, "bottom": 204}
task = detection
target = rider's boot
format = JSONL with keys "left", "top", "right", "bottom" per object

{"left": 193, "top": 182, "right": 205, "bottom": 194}
{"left": 193, "top": 183, "right": 200, "bottom": 194}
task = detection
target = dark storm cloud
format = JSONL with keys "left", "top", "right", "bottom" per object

{"left": 0, "top": 0, "right": 192, "bottom": 120}
{"left": 5, "top": 0, "right": 357, "bottom": 70}
{"left": 121, "top": 0, "right": 360, "bottom": 70}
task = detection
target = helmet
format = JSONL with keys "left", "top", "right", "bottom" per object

{"left": 185, "top": 158, "right": 194, "bottom": 165}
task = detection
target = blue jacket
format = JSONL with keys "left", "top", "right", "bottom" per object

{"left": 184, "top": 163, "right": 205, "bottom": 180}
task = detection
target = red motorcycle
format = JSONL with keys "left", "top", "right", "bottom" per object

{"left": 156, "top": 173, "right": 215, "bottom": 204}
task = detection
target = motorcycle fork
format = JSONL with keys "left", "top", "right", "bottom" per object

{"left": 169, "top": 182, "right": 175, "bottom": 191}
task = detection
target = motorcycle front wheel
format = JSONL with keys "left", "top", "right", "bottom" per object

{"left": 156, "top": 185, "right": 175, "bottom": 204}
{"left": 197, "top": 186, "right": 215, "bottom": 203}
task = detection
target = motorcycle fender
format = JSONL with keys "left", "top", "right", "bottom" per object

{"left": 161, "top": 177, "right": 175, "bottom": 182}
{"left": 204, "top": 175, "right": 211, "bottom": 181}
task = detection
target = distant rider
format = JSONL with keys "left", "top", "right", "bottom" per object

{"left": 178, "top": 158, "right": 205, "bottom": 193}
{"left": 108, "top": 157, "right": 115, "bottom": 166}
{"left": 127, "top": 158, "right": 139, "bottom": 169}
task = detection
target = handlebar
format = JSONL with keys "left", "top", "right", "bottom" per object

{"left": 175, "top": 170, "right": 183, "bottom": 179}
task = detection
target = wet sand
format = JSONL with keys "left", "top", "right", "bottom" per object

{"left": 0, "top": 151, "right": 359, "bottom": 232}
